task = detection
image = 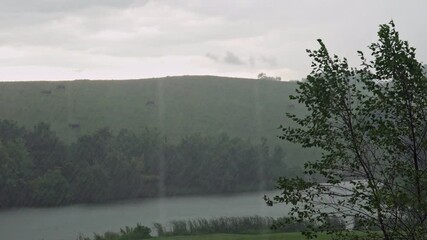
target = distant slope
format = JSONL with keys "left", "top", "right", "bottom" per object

{"left": 0, "top": 76, "right": 317, "bottom": 164}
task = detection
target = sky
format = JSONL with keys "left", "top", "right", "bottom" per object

{"left": 0, "top": 0, "right": 426, "bottom": 81}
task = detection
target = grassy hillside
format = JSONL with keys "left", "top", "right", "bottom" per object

{"left": 0, "top": 75, "right": 317, "bottom": 164}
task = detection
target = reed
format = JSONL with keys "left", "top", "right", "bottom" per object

{"left": 153, "top": 216, "right": 309, "bottom": 236}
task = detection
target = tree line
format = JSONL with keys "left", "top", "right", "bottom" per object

{"left": 0, "top": 120, "right": 297, "bottom": 208}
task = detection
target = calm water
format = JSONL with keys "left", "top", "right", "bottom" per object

{"left": 0, "top": 190, "right": 288, "bottom": 240}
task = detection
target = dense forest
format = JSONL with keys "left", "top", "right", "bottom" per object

{"left": 0, "top": 120, "right": 297, "bottom": 208}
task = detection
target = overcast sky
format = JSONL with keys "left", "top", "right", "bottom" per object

{"left": 0, "top": 0, "right": 426, "bottom": 81}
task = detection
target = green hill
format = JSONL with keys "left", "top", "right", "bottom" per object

{"left": 0, "top": 75, "right": 316, "bottom": 164}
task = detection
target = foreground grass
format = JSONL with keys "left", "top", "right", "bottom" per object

{"left": 156, "top": 232, "right": 330, "bottom": 240}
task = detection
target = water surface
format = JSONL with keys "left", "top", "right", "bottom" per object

{"left": 0, "top": 190, "right": 288, "bottom": 240}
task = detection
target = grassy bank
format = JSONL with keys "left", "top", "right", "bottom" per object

{"left": 156, "top": 232, "right": 330, "bottom": 240}
{"left": 77, "top": 216, "right": 335, "bottom": 240}
{"left": 78, "top": 232, "right": 330, "bottom": 240}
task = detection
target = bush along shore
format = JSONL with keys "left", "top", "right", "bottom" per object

{"left": 76, "top": 215, "right": 349, "bottom": 240}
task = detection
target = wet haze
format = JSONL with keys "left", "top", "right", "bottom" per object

{"left": 0, "top": 0, "right": 426, "bottom": 81}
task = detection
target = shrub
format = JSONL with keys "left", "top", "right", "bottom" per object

{"left": 78, "top": 224, "right": 152, "bottom": 240}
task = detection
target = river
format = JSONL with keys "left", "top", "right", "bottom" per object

{"left": 0, "top": 190, "right": 288, "bottom": 240}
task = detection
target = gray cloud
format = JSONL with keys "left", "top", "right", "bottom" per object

{"left": 261, "top": 56, "right": 277, "bottom": 67}
{"left": 0, "top": 0, "right": 426, "bottom": 81}
{"left": 224, "top": 51, "right": 245, "bottom": 65}
{"left": 205, "top": 53, "right": 219, "bottom": 61}
{"left": 249, "top": 57, "right": 256, "bottom": 67}
{"left": 0, "top": 0, "right": 144, "bottom": 13}
{"left": 0, "top": 2, "right": 262, "bottom": 59}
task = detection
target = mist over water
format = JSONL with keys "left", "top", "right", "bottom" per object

{"left": 0, "top": 190, "right": 286, "bottom": 240}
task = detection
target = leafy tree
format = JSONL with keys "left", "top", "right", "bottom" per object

{"left": 0, "top": 140, "right": 32, "bottom": 207}
{"left": 265, "top": 21, "right": 427, "bottom": 239}
{"left": 0, "top": 120, "right": 25, "bottom": 143}
{"left": 30, "top": 168, "right": 69, "bottom": 206}
{"left": 257, "top": 73, "right": 281, "bottom": 81}
{"left": 164, "top": 133, "right": 289, "bottom": 194}
{"left": 69, "top": 163, "right": 111, "bottom": 203}
{"left": 24, "top": 122, "right": 66, "bottom": 175}
{"left": 70, "top": 127, "right": 113, "bottom": 167}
